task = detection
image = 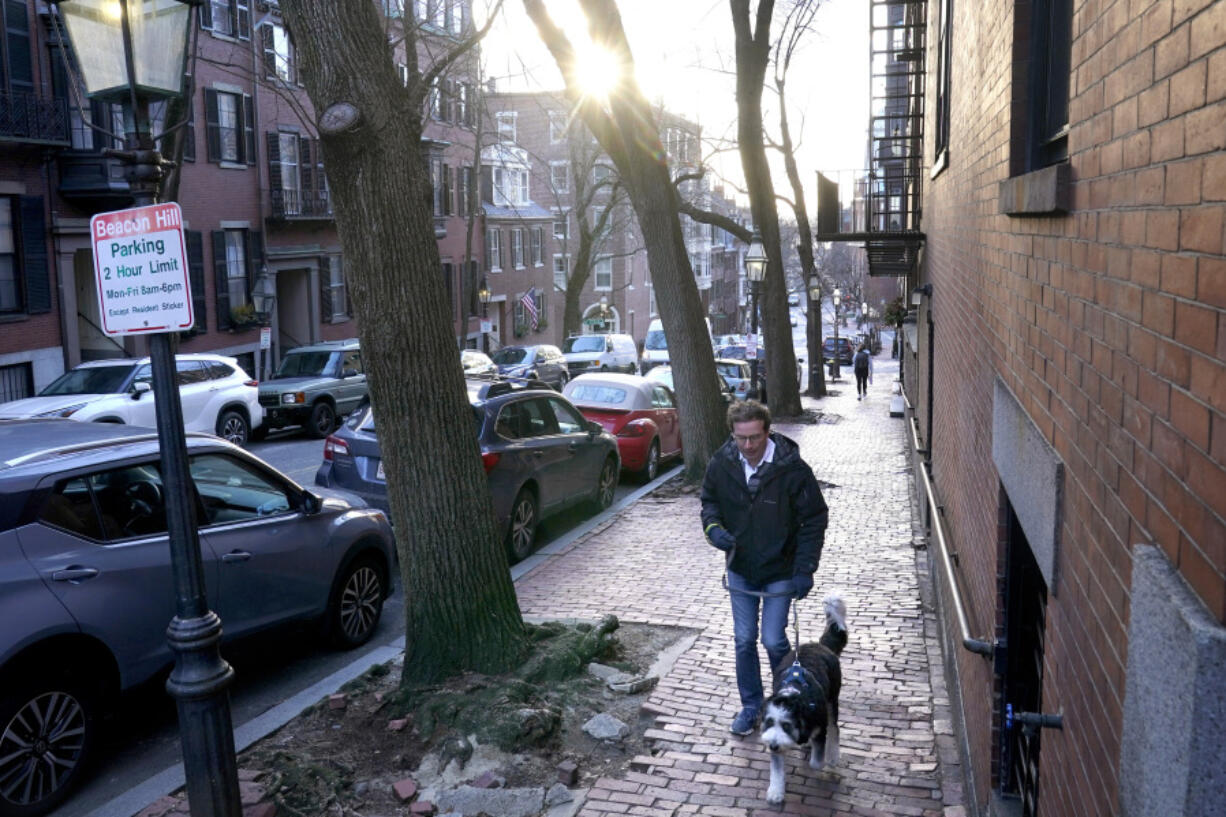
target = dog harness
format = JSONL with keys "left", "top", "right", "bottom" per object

{"left": 780, "top": 662, "right": 822, "bottom": 715}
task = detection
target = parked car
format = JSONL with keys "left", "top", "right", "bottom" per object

{"left": 461, "top": 349, "right": 498, "bottom": 378}
{"left": 561, "top": 333, "right": 638, "bottom": 375}
{"left": 713, "top": 334, "right": 744, "bottom": 349}
{"left": 822, "top": 336, "right": 855, "bottom": 366}
{"left": 563, "top": 373, "right": 682, "bottom": 482}
{"left": 0, "top": 419, "right": 395, "bottom": 816}
{"left": 0, "top": 354, "right": 261, "bottom": 445}
{"left": 714, "top": 358, "right": 752, "bottom": 401}
{"left": 491, "top": 344, "right": 569, "bottom": 390}
{"left": 641, "top": 317, "right": 714, "bottom": 374}
{"left": 315, "top": 381, "right": 619, "bottom": 564}
{"left": 643, "top": 365, "right": 736, "bottom": 405}
{"left": 256, "top": 339, "right": 367, "bottom": 440}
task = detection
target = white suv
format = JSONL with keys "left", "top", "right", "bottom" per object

{"left": 0, "top": 354, "right": 263, "bottom": 444}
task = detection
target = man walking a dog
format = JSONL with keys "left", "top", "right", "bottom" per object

{"left": 701, "top": 400, "right": 829, "bottom": 735}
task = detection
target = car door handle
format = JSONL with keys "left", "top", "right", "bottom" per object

{"left": 568, "top": 442, "right": 579, "bottom": 453}
{"left": 51, "top": 567, "right": 99, "bottom": 582}
{"left": 532, "top": 450, "right": 544, "bottom": 458}
{"left": 222, "top": 551, "right": 252, "bottom": 563}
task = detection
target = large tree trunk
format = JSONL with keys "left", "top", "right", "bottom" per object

{"left": 279, "top": 0, "right": 525, "bottom": 684}
{"left": 524, "top": 0, "right": 728, "bottom": 479}
{"left": 731, "top": 0, "right": 801, "bottom": 416}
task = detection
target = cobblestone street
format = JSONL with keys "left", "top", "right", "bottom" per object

{"left": 516, "top": 350, "right": 969, "bottom": 816}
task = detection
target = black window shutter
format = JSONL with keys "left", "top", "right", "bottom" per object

{"left": 19, "top": 196, "right": 49, "bottom": 314}
{"left": 261, "top": 24, "right": 276, "bottom": 79}
{"left": 212, "top": 230, "right": 232, "bottom": 329}
{"left": 204, "top": 89, "right": 221, "bottom": 162}
{"left": 481, "top": 166, "right": 492, "bottom": 203}
{"left": 266, "top": 131, "right": 283, "bottom": 214}
{"left": 320, "top": 256, "right": 334, "bottom": 322}
{"left": 236, "top": 0, "right": 251, "bottom": 39}
{"left": 299, "top": 136, "right": 313, "bottom": 211}
{"left": 199, "top": 0, "right": 213, "bottom": 29}
{"left": 5, "top": 0, "right": 33, "bottom": 91}
{"left": 242, "top": 94, "right": 256, "bottom": 165}
{"left": 185, "top": 230, "right": 207, "bottom": 332}
{"left": 246, "top": 230, "right": 264, "bottom": 295}
{"left": 442, "top": 163, "right": 452, "bottom": 216}
{"left": 183, "top": 101, "right": 196, "bottom": 161}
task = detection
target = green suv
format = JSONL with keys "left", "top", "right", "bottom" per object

{"left": 256, "top": 339, "right": 368, "bottom": 439}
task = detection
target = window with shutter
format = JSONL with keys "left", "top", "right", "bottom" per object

{"left": 185, "top": 230, "right": 207, "bottom": 332}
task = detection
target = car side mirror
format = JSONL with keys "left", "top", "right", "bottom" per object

{"left": 131, "top": 381, "right": 152, "bottom": 399}
{"left": 301, "top": 489, "right": 322, "bottom": 514}
{"left": 587, "top": 420, "right": 602, "bottom": 435}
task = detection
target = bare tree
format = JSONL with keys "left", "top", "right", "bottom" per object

{"left": 522, "top": 0, "right": 728, "bottom": 479}
{"left": 277, "top": 0, "right": 526, "bottom": 684}
{"left": 731, "top": 0, "right": 801, "bottom": 416}
{"left": 772, "top": 0, "right": 826, "bottom": 396}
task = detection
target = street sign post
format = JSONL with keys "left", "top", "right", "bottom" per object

{"left": 90, "top": 202, "right": 192, "bottom": 336}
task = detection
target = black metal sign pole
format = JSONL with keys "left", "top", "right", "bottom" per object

{"left": 123, "top": 97, "right": 242, "bottom": 817}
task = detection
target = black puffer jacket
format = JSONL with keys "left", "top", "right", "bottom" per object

{"left": 700, "top": 432, "right": 828, "bottom": 585}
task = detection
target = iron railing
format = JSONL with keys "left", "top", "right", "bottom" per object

{"left": 0, "top": 90, "right": 70, "bottom": 145}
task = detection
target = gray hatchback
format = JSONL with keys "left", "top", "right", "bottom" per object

{"left": 0, "top": 419, "right": 395, "bottom": 816}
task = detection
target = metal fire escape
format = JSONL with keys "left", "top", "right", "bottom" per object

{"left": 815, "top": 0, "right": 927, "bottom": 277}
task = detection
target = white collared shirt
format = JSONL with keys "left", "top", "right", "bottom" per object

{"left": 740, "top": 437, "right": 777, "bottom": 484}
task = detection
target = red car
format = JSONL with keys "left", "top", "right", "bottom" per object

{"left": 563, "top": 373, "right": 683, "bottom": 482}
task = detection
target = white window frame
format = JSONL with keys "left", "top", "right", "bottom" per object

{"left": 553, "top": 254, "right": 569, "bottom": 291}
{"left": 549, "top": 111, "right": 567, "bottom": 143}
{"left": 511, "top": 228, "right": 525, "bottom": 269}
{"left": 495, "top": 111, "right": 517, "bottom": 144}
{"left": 594, "top": 256, "right": 613, "bottom": 291}
{"left": 553, "top": 217, "right": 568, "bottom": 241}
{"left": 531, "top": 227, "right": 543, "bottom": 266}
{"left": 550, "top": 160, "right": 569, "bottom": 194}
{"left": 487, "top": 227, "right": 502, "bottom": 272}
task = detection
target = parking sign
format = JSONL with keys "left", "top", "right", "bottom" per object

{"left": 91, "top": 202, "right": 192, "bottom": 336}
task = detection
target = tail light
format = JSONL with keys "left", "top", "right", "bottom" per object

{"left": 323, "top": 435, "right": 350, "bottom": 460}
{"left": 618, "top": 422, "right": 648, "bottom": 437}
{"left": 244, "top": 379, "right": 259, "bottom": 387}
{"left": 482, "top": 451, "right": 501, "bottom": 473}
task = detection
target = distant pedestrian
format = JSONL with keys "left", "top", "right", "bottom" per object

{"left": 853, "top": 343, "right": 873, "bottom": 400}
{"left": 700, "top": 400, "right": 829, "bottom": 736}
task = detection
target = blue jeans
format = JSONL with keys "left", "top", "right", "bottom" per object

{"left": 726, "top": 570, "right": 794, "bottom": 712}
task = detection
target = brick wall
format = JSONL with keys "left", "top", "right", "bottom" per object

{"left": 920, "top": 0, "right": 1226, "bottom": 814}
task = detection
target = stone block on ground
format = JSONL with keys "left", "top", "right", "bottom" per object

{"left": 545, "top": 784, "right": 574, "bottom": 806}
{"left": 436, "top": 786, "right": 545, "bottom": 817}
{"left": 556, "top": 760, "right": 578, "bottom": 785}
{"left": 392, "top": 778, "right": 418, "bottom": 802}
{"left": 582, "top": 713, "right": 629, "bottom": 741}
{"left": 408, "top": 802, "right": 436, "bottom": 815}
{"left": 327, "top": 694, "right": 347, "bottom": 710}
{"left": 387, "top": 718, "right": 408, "bottom": 732}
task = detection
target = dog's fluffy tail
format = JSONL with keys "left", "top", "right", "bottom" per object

{"left": 820, "top": 593, "right": 848, "bottom": 655}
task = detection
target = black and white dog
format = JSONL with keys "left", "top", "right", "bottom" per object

{"left": 759, "top": 594, "right": 848, "bottom": 805}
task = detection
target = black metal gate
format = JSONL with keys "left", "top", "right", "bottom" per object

{"left": 1000, "top": 505, "right": 1048, "bottom": 816}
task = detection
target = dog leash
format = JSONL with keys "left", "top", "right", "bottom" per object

{"left": 721, "top": 545, "right": 804, "bottom": 649}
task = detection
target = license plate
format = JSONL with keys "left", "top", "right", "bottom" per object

{"left": 376, "top": 461, "right": 385, "bottom": 480}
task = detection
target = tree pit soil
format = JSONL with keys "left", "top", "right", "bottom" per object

{"left": 238, "top": 617, "right": 699, "bottom": 816}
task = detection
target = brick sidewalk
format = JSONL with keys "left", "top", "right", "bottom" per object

{"left": 515, "top": 350, "right": 968, "bottom": 816}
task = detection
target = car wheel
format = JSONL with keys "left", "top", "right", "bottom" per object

{"left": 505, "top": 488, "right": 538, "bottom": 564}
{"left": 600, "top": 365, "right": 609, "bottom": 372}
{"left": 592, "top": 456, "right": 618, "bottom": 511}
{"left": 639, "top": 439, "right": 660, "bottom": 483}
{"left": 307, "top": 402, "right": 336, "bottom": 439}
{"left": 328, "top": 556, "right": 386, "bottom": 648}
{"left": 216, "top": 409, "right": 249, "bottom": 445}
{"left": 0, "top": 675, "right": 96, "bottom": 817}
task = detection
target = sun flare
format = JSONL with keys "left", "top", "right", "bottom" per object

{"left": 573, "top": 46, "right": 621, "bottom": 100}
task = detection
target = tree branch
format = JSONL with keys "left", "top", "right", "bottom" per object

{"left": 677, "top": 199, "right": 752, "bottom": 242}
{"left": 420, "top": 0, "right": 505, "bottom": 91}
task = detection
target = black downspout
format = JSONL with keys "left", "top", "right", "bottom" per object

{"left": 926, "top": 308, "right": 934, "bottom": 463}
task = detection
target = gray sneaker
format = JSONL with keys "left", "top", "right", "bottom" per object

{"left": 729, "top": 707, "right": 760, "bottom": 736}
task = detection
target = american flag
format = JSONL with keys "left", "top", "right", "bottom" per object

{"left": 521, "top": 287, "right": 539, "bottom": 330}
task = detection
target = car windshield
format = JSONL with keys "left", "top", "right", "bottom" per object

{"left": 39, "top": 364, "right": 136, "bottom": 395}
{"left": 568, "top": 384, "right": 629, "bottom": 405}
{"left": 716, "top": 362, "right": 747, "bottom": 379}
{"left": 646, "top": 369, "right": 673, "bottom": 388}
{"left": 644, "top": 330, "right": 667, "bottom": 351}
{"left": 718, "top": 346, "right": 747, "bottom": 360}
{"left": 492, "top": 348, "right": 529, "bottom": 364}
{"left": 274, "top": 351, "right": 334, "bottom": 378}
{"left": 563, "top": 336, "right": 604, "bottom": 353}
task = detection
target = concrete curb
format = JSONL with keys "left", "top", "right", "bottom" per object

{"left": 86, "top": 465, "right": 682, "bottom": 817}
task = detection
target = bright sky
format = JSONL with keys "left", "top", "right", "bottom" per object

{"left": 480, "top": 0, "right": 869, "bottom": 215}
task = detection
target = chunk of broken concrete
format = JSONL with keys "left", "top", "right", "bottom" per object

{"left": 582, "top": 713, "right": 629, "bottom": 741}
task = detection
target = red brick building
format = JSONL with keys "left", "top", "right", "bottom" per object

{"left": 897, "top": 0, "right": 1226, "bottom": 814}
{"left": 0, "top": 0, "right": 481, "bottom": 393}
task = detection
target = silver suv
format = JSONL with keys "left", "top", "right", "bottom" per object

{"left": 0, "top": 419, "right": 395, "bottom": 816}
{"left": 256, "top": 339, "right": 367, "bottom": 439}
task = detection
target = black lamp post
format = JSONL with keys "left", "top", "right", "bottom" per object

{"left": 830, "top": 287, "right": 842, "bottom": 381}
{"left": 478, "top": 279, "right": 491, "bottom": 352}
{"left": 56, "top": 3, "right": 243, "bottom": 816}
{"left": 806, "top": 276, "right": 822, "bottom": 397}
{"left": 744, "top": 232, "right": 767, "bottom": 401}
{"left": 253, "top": 266, "right": 276, "bottom": 380}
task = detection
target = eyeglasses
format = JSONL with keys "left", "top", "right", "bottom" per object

{"left": 733, "top": 433, "right": 765, "bottom": 444}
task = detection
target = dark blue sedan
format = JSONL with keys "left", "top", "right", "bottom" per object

{"left": 315, "top": 380, "right": 620, "bottom": 563}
